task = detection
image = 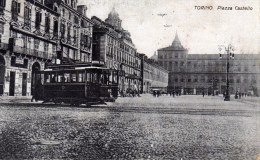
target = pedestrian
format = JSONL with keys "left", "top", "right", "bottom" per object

{"left": 235, "top": 91, "right": 238, "bottom": 99}
{"left": 31, "top": 79, "right": 42, "bottom": 102}
{"left": 239, "top": 92, "right": 241, "bottom": 99}
{"left": 172, "top": 90, "right": 175, "bottom": 97}
{"left": 202, "top": 90, "right": 205, "bottom": 97}
{"left": 153, "top": 90, "right": 156, "bottom": 97}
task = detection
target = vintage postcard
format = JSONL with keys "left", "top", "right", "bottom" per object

{"left": 0, "top": 0, "right": 259, "bottom": 159}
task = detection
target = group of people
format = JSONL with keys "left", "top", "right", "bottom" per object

{"left": 235, "top": 91, "right": 249, "bottom": 99}
{"left": 152, "top": 90, "right": 181, "bottom": 98}
{"left": 152, "top": 90, "right": 161, "bottom": 97}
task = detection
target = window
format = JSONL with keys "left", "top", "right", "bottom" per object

{"left": 53, "top": 20, "right": 58, "bottom": 37}
{"left": 11, "top": 1, "right": 20, "bottom": 20}
{"left": 52, "top": 45, "right": 56, "bottom": 53}
{"left": 67, "top": 25, "right": 71, "bottom": 39}
{"left": 34, "top": 39, "right": 40, "bottom": 50}
{"left": 0, "top": 0, "right": 6, "bottom": 9}
{"left": 45, "top": 16, "right": 50, "bottom": 33}
{"left": 73, "top": 28, "right": 77, "bottom": 44}
{"left": 60, "top": 23, "right": 65, "bottom": 38}
{"left": 0, "top": 23, "right": 4, "bottom": 34}
{"left": 44, "top": 42, "right": 49, "bottom": 52}
{"left": 35, "top": 11, "right": 42, "bottom": 29}
{"left": 24, "top": 6, "right": 31, "bottom": 29}
{"left": 74, "top": 16, "right": 78, "bottom": 24}
{"left": 68, "top": 12, "right": 71, "bottom": 20}
{"left": 78, "top": 72, "right": 85, "bottom": 82}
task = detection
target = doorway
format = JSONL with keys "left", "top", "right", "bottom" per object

{"left": 31, "top": 62, "right": 40, "bottom": 96}
{"left": 9, "top": 71, "right": 15, "bottom": 96}
{"left": 22, "top": 73, "right": 27, "bottom": 96}
{"left": 0, "top": 55, "right": 5, "bottom": 95}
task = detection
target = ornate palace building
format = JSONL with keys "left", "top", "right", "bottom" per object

{"left": 91, "top": 8, "right": 142, "bottom": 95}
{"left": 158, "top": 33, "right": 260, "bottom": 96}
{"left": 0, "top": 0, "right": 93, "bottom": 96}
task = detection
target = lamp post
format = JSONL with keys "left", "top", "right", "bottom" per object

{"left": 219, "top": 44, "right": 235, "bottom": 101}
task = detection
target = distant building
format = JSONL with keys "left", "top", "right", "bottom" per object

{"left": 139, "top": 53, "right": 168, "bottom": 93}
{"left": 150, "top": 51, "right": 158, "bottom": 61}
{"left": 158, "top": 33, "right": 260, "bottom": 96}
{"left": 91, "top": 8, "right": 141, "bottom": 95}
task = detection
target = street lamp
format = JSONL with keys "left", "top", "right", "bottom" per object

{"left": 219, "top": 44, "right": 235, "bottom": 101}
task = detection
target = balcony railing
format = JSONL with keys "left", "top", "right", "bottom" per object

{"left": 13, "top": 46, "right": 50, "bottom": 59}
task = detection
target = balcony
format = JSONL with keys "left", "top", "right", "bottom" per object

{"left": 13, "top": 46, "right": 50, "bottom": 59}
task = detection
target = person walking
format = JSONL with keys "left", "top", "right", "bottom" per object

{"left": 202, "top": 90, "right": 205, "bottom": 97}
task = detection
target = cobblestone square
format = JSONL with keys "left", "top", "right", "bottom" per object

{"left": 0, "top": 95, "right": 259, "bottom": 159}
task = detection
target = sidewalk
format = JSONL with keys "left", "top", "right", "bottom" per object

{"left": 0, "top": 96, "right": 33, "bottom": 103}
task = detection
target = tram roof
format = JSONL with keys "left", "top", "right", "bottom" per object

{"left": 44, "top": 63, "right": 116, "bottom": 71}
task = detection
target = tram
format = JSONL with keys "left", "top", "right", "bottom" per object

{"left": 33, "top": 65, "right": 119, "bottom": 106}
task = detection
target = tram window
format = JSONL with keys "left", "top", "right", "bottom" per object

{"left": 86, "top": 73, "right": 91, "bottom": 83}
{"left": 57, "top": 73, "right": 64, "bottom": 82}
{"left": 109, "top": 72, "right": 112, "bottom": 84}
{"left": 113, "top": 72, "right": 118, "bottom": 83}
{"left": 92, "top": 73, "right": 98, "bottom": 83}
{"left": 51, "top": 74, "right": 56, "bottom": 83}
{"left": 78, "top": 72, "right": 85, "bottom": 82}
{"left": 64, "top": 73, "right": 70, "bottom": 82}
{"left": 103, "top": 74, "right": 108, "bottom": 84}
{"left": 71, "top": 73, "right": 77, "bottom": 82}
{"left": 45, "top": 73, "right": 51, "bottom": 83}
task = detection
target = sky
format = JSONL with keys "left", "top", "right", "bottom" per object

{"left": 78, "top": 0, "right": 259, "bottom": 57}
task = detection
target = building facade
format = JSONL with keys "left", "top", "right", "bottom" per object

{"left": 158, "top": 33, "right": 260, "bottom": 96}
{"left": 139, "top": 53, "right": 168, "bottom": 93}
{"left": 0, "top": 0, "right": 93, "bottom": 96}
{"left": 91, "top": 8, "right": 141, "bottom": 95}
